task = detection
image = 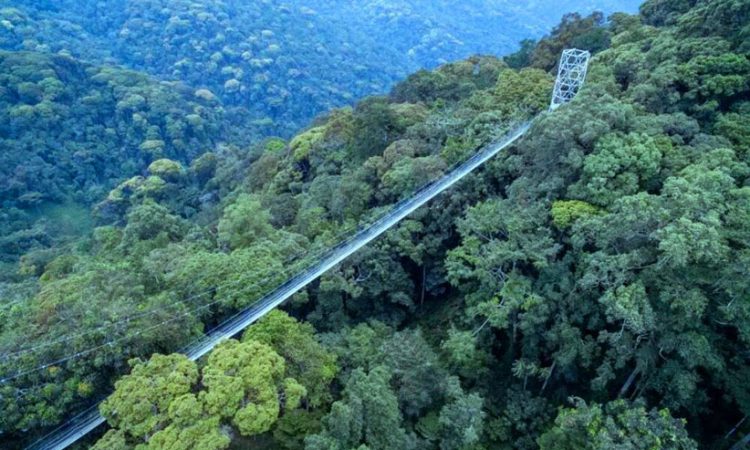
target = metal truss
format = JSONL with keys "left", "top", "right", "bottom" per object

{"left": 550, "top": 48, "right": 591, "bottom": 110}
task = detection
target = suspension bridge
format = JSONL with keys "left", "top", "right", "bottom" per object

{"left": 22, "top": 49, "right": 590, "bottom": 450}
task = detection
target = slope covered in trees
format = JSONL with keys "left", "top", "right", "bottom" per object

{"left": 0, "top": 0, "right": 639, "bottom": 139}
{"left": 0, "top": 0, "right": 640, "bottom": 278}
{"left": 0, "top": 50, "right": 253, "bottom": 280}
{"left": 1, "top": 0, "right": 749, "bottom": 449}
{"left": 0, "top": 52, "right": 262, "bottom": 281}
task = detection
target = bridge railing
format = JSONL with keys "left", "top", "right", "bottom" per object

{"left": 26, "top": 120, "right": 533, "bottom": 450}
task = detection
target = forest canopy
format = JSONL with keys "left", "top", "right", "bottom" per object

{"left": 0, "top": 0, "right": 749, "bottom": 449}
{"left": 0, "top": 0, "right": 640, "bottom": 138}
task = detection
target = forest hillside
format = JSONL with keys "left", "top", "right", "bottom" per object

{"left": 0, "top": 0, "right": 639, "bottom": 284}
{"left": 0, "top": 0, "right": 749, "bottom": 449}
{"left": 0, "top": 0, "right": 640, "bottom": 138}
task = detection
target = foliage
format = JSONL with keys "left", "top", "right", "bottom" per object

{"left": 242, "top": 310, "right": 338, "bottom": 408}
{"left": 0, "top": 0, "right": 637, "bottom": 140}
{"left": 95, "top": 339, "right": 306, "bottom": 448}
{"left": 305, "top": 366, "right": 415, "bottom": 450}
{"left": 550, "top": 200, "right": 601, "bottom": 228}
{"left": 217, "top": 194, "right": 273, "bottom": 250}
{"left": 99, "top": 354, "right": 199, "bottom": 440}
{"left": 537, "top": 399, "right": 697, "bottom": 449}
{"left": 201, "top": 339, "right": 305, "bottom": 436}
{"left": 2, "top": 2, "right": 750, "bottom": 450}
{"left": 0, "top": 51, "right": 232, "bottom": 266}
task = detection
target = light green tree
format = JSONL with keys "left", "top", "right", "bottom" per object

{"left": 99, "top": 354, "right": 199, "bottom": 441}
{"left": 243, "top": 310, "right": 337, "bottom": 407}
{"left": 217, "top": 194, "right": 273, "bottom": 249}
{"left": 201, "top": 339, "right": 306, "bottom": 436}
{"left": 538, "top": 399, "right": 697, "bottom": 450}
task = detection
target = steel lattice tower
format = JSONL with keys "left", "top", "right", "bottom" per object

{"left": 550, "top": 48, "right": 591, "bottom": 110}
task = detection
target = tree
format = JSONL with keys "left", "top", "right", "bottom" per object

{"left": 446, "top": 198, "right": 560, "bottom": 309}
{"left": 132, "top": 393, "right": 230, "bottom": 450}
{"left": 537, "top": 399, "right": 697, "bottom": 450}
{"left": 550, "top": 200, "right": 601, "bottom": 229}
{"left": 440, "top": 327, "right": 489, "bottom": 378}
{"left": 438, "top": 379, "right": 485, "bottom": 450}
{"left": 201, "top": 339, "right": 306, "bottom": 436}
{"left": 305, "top": 366, "right": 415, "bottom": 450}
{"left": 490, "top": 68, "right": 553, "bottom": 116}
{"left": 381, "top": 329, "right": 447, "bottom": 417}
{"left": 91, "top": 430, "right": 131, "bottom": 450}
{"left": 272, "top": 409, "right": 325, "bottom": 450}
{"left": 485, "top": 387, "right": 554, "bottom": 450}
{"left": 530, "top": 12, "right": 610, "bottom": 71}
{"left": 217, "top": 194, "right": 273, "bottom": 250}
{"left": 99, "top": 354, "right": 199, "bottom": 442}
{"left": 640, "top": 0, "right": 698, "bottom": 26}
{"left": 243, "top": 310, "right": 338, "bottom": 408}
{"left": 569, "top": 132, "right": 665, "bottom": 206}
{"left": 148, "top": 158, "right": 184, "bottom": 182}
{"left": 350, "top": 97, "right": 408, "bottom": 161}
{"left": 7, "top": 2, "right": 750, "bottom": 447}
{"left": 119, "top": 200, "right": 188, "bottom": 260}
{"left": 95, "top": 339, "right": 306, "bottom": 448}
{"left": 505, "top": 39, "right": 537, "bottom": 69}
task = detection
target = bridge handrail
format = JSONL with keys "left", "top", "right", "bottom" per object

{"left": 26, "top": 120, "right": 533, "bottom": 450}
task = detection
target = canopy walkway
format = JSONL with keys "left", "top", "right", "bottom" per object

{"left": 26, "top": 49, "right": 590, "bottom": 450}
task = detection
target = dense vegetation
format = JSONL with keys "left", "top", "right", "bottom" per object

{"left": 0, "top": 0, "right": 639, "bottom": 138}
{"left": 1, "top": 0, "right": 749, "bottom": 449}
{"left": 0, "top": 51, "right": 243, "bottom": 273}
{"left": 0, "top": 0, "right": 639, "bottom": 279}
